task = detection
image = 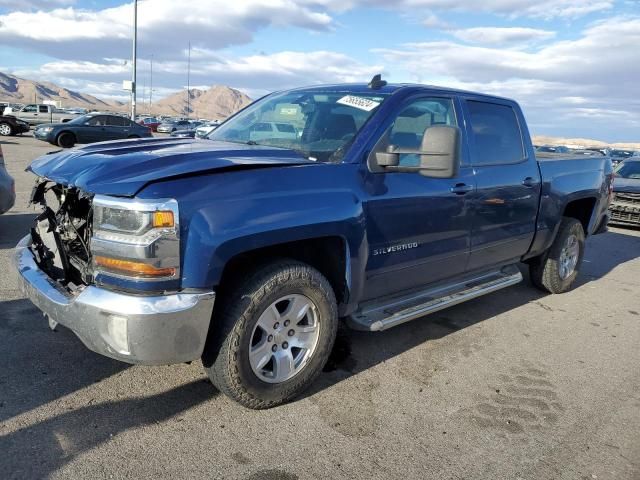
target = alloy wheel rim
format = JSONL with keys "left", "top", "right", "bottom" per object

{"left": 248, "top": 294, "right": 321, "bottom": 384}
{"left": 559, "top": 234, "right": 580, "bottom": 279}
{"left": 0, "top": 124, "right": 10, "bottom": 135}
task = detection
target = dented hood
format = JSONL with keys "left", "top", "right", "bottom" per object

{"left": 28, "top": 137, "right": 313, "bottom": 197}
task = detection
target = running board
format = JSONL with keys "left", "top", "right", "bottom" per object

{"left": 347, "top": 266, "right": 523, "bottom": 332}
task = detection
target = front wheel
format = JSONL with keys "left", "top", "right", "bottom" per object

{"left": 530, "top": 217, "right": 585, "bottom": 293}
{"left": 203, "top": 260, "right": 338, "bottom": 409}
{"left": 0, "top": 122, "right": 13, "bottom": 136}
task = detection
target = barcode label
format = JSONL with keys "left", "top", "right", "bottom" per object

{"left": 336, "top": 95, "right": 380, "bottom": 112}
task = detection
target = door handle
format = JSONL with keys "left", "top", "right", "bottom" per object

{"left": 450, "top": 183, "right": 473, "bottom": 195}
{"left": 522, "top": 177, "right": 536, "bottom": 187}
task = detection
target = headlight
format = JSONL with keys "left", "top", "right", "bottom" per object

{"left": 38, "top": 127, "right": 53, "bottom": 133}
{"left": 91, "top": 195, "right": 180, "bottom": 280}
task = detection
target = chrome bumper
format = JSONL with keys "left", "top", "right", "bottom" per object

{"left": 13, "top": 235, "right": 215, "bottom": 365}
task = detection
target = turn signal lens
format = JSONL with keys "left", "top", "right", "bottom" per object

{"left": 152, "top": 210, "right": 175, "bottom": 228}
{"left": 95, "top": 256, "right": 176, "bottom": 278}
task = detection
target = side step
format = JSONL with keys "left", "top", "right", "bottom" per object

{"left": 347, "top": 265, "right": 523, "bottom": 332}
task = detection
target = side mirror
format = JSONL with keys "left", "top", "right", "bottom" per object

{"left": 417, "top": 125, "right": 461, "bottom": 178}
{"left": 374, "top": 125, "right": 461, "bottom": 179}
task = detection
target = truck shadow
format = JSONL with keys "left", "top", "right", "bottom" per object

{"left": 0, "top": 299, "right": 129, "bottom": 424}
{"left": 0, "top": 213, "right": 37, "bottom": 248}
{"left": 0, "top": 380, "right": 215, "bottom": 480}
{"left": 308, "top": 228, "right": 640, "bottom": 397}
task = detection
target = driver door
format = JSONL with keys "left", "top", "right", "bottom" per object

{"left": 362, "top": 96, "right": 475, "bottom": 300}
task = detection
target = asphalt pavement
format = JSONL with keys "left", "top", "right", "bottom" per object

{"left": 0, "top": 134, "right": 639, "bottom": 480}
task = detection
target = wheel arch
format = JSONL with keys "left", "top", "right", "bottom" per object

{"left": 214, "top": 236, "right": 351, "bottom": 310}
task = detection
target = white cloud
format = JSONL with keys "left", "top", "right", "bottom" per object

{"left": 0, "top": 0, "right": 74, "bottom": 10}
{"left": 0, "top": 1, "right": 333, "bottom": 60}
{"left": 451, "top": 27, "right": 556, "bottom": 45}
{"left": 12, "top": 49, "right": 383, "bottom": 100}
{"left": 374, "top": 16, "right": 640, "bottom": 140}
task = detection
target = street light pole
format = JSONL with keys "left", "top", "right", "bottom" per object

{"left": 130, "top": 0, "right": 138, "bottom": 120}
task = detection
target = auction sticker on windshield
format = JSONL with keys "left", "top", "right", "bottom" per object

{"left": 337, "top": 95, "right": 381, "bottom": 112}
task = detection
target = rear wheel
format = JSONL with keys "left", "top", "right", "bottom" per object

{"left": 0, "top": 122, "right": 12, "bottom": 136}
{"left": 203, "top": 260, "right": 338, "bottom": 409}
{"left": 56, "top": 132, "right": 76, "bottom": 148}
{"left": 530, "top": 217, "right": 585, "bottom": 293}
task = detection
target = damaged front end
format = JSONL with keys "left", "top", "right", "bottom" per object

{"left": 29, "top": 179, "right": 93, "bottom": 290}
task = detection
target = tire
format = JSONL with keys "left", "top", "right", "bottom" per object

{"left": 530, "top": 217, "right": 585, "bottom": 294}
{"left": 203, "top": 260, "right": 338, "bottom": 409}
{"left": 0, "top": 122, "right": 13, "bottom": 136}
{"left": 56, "top": 132, "right": 76, "bottom": 148}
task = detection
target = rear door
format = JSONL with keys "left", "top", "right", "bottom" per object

{"left": 78, "top": 115, "right": 108, "bottom": 143}
{"left": 105, "top": 115, "right": 129, "bottom": 139}
{"left": 463, "top": 98, "right": 541, "bottom": 271}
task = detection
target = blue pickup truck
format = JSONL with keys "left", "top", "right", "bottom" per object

{"left": 14, "top": 80, "right": 613, "bottom": 408}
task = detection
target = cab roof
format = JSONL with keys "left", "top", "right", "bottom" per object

{"left": 283, "top": 83, "right": 516, "bottom": 104}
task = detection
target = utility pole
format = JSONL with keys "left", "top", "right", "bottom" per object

{"left": 186, "top": 41, "right": 191, "bottom": 118}
{"left": 149, "top": 54, "right": 153, "bottom": 115}
{"left": 130, "top": 0, "right": 138, "bottom": 120}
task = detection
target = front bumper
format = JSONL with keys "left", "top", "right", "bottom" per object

{"left": 33, "top": 129, "right": 54, "bottom": 142}
{"left": 13, "top": 235, "right": 216, "bottom": 365}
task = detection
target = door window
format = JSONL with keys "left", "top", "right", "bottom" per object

{"left": 38, "top": 105, "right": 49, "bottom": 113}
{"left": 387, "top": 98, "right": 456, "bottom": 166}
{"left": 467, "top": 101, "right": 525, "bottom": 165}
{"left": 106, "top": 116, "right": 127, "bottom": 127}
{"left": 23, "top": 105, "right": 37, "bottom": 113}
{"left": 86, "top": 116, "right": 108, "bottom": 126}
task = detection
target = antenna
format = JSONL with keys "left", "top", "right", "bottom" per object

{"left": 368, "top": 74, "right": 387, "bottom": 90}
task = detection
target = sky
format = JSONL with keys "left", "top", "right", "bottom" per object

{"left": 0, "top": 0, "right": 639, "bottom": 141}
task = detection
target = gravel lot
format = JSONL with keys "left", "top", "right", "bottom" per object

{"left": 1, "top": 134, "right": 639, "bottom": 480}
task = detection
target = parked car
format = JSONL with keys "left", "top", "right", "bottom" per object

{"left": 609, "top": 159, "right": 640, "bottom": 226}
{"left": 0, "top": 114, "right": 30, "bottom": 136}
{"left": 195, "top": 121, "right": 219, "bottom": 138}
{"left": 33, "top": 113, "right": 153, "bottom": 148}
{"left": 170, "top": 128, "right": 197, "bottom": 138}
{"left": 14, "top": 81, "right": 612, "bottom": 409}
{"left": 249, "top": 122, "right": 298, "bottom": 142}
{"left": 137, "top": 117, "right": 161, "bottom": 132}
{"left": 0, "top": 144, "right": 15, "bottom": 214}
{"left": 610, "top": 149, "right": 635, "bottom": 166}
{"left": 4, "top": 104, "right": 80, "bottom": 125}
{"left": 157, "top": 120, "right": 191, "bottom": 133}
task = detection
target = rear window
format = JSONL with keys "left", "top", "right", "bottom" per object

{"left": 106, "top": 116, "right": 127, "bottom": 126}
{"left": 467, "top": 100, "right": 525, "bottom": 165}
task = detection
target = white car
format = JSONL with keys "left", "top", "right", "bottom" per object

{"left": 195, "top": 121, "right": 220, "bottom": 138}
{"left": 248, "top": 122, "right": 297, "bottom": 142}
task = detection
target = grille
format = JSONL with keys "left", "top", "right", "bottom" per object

{"left": 610, "top": 209, "right": 640, "bottom": 224}
{"left": 613, "top": 192, "right": 640, "bottom": 205}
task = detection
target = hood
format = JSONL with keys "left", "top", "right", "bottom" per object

{"left": 613, "top": 177, "right": 640, "bottom": 194}
{"left": 28, "top": 137, "right": 314, "bottom": 197}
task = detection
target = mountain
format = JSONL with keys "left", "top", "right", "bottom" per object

{"left": 149, "top": 85, "right": 253, "bottom": 120}
{"left": 532, "top": 135, "right": 640, "bottom": 150}
{"left": 0, "top": 72, "right": 121, "bottom": 109}
{"left": 0, "top": 72, "right": 252, "bottom": 120}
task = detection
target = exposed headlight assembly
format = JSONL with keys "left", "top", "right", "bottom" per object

{"left": 91, "top": 195, "right": 180, "bottom": 280}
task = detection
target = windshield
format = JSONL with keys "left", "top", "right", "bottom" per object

{"left": 615, "top": 161, "right": 640, "bottom": 179}
{"left": 208, "top": 89, "right": 389, "bottom": 162}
